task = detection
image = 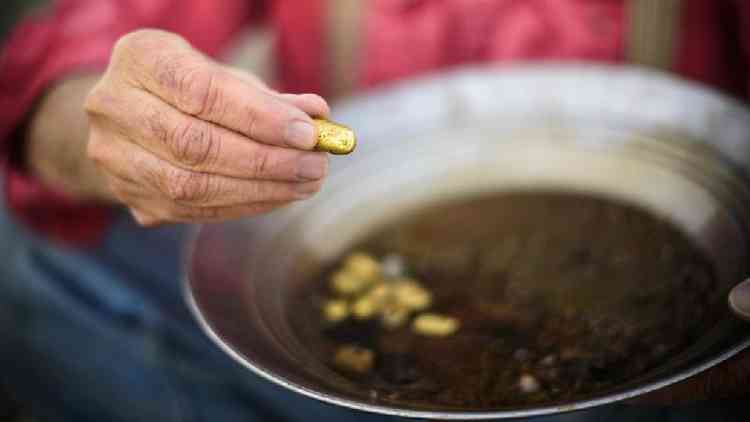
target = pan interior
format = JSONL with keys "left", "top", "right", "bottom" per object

{"left": 249, "top": 128, "right": 750, "bottom": 413}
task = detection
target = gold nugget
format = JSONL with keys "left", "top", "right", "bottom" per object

{"left": 333, "top": 345, "right": 375, "bottom": 374}
{"left": 343, "top": 252, "right": 381, "bottom": 281}
{"left": 314, "top": 119, "right": 356, "bottom": 155}
{"left": 352, "top": 291, "right": 385, "bottom": 320}
{"left": 393, "top": 279, "right": 432, "bottom": 311}
{"left": 323, "top": 299, "right": 350, "bottom": 323}
{"left": 330, "top": 270, "right": 370, "bottom": 296}
{"left": 412, "top": 313, "right": 460, "bottom": 337}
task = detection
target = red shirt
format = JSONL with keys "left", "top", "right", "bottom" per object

{"left": 1, "top": 0, "right": 749, "bottom": 247}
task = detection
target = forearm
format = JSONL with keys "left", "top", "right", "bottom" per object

{"left": 24, "top": 75, "right": 115, "bottom": 203}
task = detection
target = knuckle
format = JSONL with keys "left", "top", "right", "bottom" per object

{"left": 176, "top": 66, "right": 213, "bottom": 115}
{"left": 153, "top": 52, "right": 189, "bottom": 93}
{"left": 162, "top": 167, "right": 215, "bottom": 203}
{"left": 245, "top": 103, "right": 260, "bottom": 139}
{"left": 113, "top": 30, "right": 191, "bottom": 88}
{"left": 167, "top": 119, "right": 219, "bottom": 168}
{"left": 111, "top": 32, "right": 142, "bottom": 62}
{"left": 144, "top": 105, "right": 170, "bottom": 146}
{"left": 114, "top": 29, "right": 187, "bottom": 61}
{"left": 244, "top": 92, "right": 290, "bottom": 139}
{"left": 248, "top": 149, "right": 271, "bottom": 178}
{"left": 193, "top": 72, "right": 222, "bottom": 119}
{"left": 244, "top": 98, "right": 294, "bottom": 140}
{"left": 156, "top": 56, "right": 218, "bottom": 116}
{"left": 115, "top": 30, "right": 157, "bottom": 51}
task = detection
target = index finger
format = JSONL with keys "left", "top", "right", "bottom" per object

{"left": 115, "top": 30, "right": 323, "bottom": 150}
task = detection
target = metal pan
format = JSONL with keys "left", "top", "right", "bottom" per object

{"left": 184, "top": 65, "right": 750, "bottom": 419}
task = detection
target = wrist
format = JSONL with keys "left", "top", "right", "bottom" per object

{"left": 24, "top": 74, "right": 116, "bottom": 203}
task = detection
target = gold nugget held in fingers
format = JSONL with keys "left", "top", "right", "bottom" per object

{"left": 314, "top": 119, "right": 356, "bottom": 155}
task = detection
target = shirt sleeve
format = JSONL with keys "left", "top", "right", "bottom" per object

{"left": 0, "top": 0, "right": 261, "bottom": 247}
{"left": 739, "top": 0, "right": 750, "bottom": 98}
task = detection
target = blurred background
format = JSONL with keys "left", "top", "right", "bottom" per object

{"left": 2, "top": 0, "right": 47, "bottom": 39}
{"left": 0, "top": 2, "right": 45, "bottom": 420}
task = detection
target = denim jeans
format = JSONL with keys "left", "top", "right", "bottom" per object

{"left": 0, "top": 198, "right": 744, "bottom": 421}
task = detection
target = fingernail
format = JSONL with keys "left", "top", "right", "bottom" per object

{"left": 286, "top": 120, "right": 316, "bottom": 149}
{"left": 294, "top": 181, "right": 321, "bottom": 198}
{"left": 729, "top": 278, "right": 750, "bottom": 321}
{"left": 297, "top": 154, "right": 328, "bottom": 181}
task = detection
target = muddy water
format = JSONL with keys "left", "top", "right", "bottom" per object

{"left": 289, "top": 192, "right": 720, "bottom": 409}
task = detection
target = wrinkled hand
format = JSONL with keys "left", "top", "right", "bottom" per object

{"left": 85, "top": 29, "right": 330, "bottom": 225}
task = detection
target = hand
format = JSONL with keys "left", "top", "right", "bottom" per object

{"left": 84, "top": 29, "right": 330, "bottom": 225}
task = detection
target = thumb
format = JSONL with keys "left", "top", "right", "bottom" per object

{"left": 729, "top": 278, "right": 750, "bottom": 321}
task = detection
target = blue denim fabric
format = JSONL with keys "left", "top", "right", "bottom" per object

{"left": 0, "top": 198, "right": 744, "bottom": 421}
